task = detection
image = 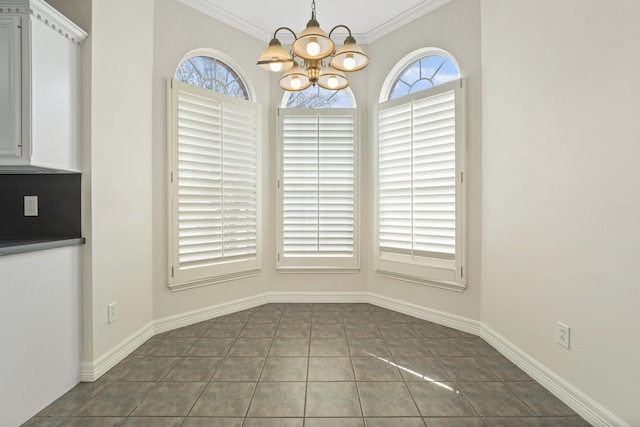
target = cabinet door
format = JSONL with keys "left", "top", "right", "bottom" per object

{"left": 0, "top": 16, "right": 22, "bottom": 160}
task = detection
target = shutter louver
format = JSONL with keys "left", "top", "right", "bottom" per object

{"left": 378, "top": 89, "right": 456, "bottom": 260}
{"left": 281, "top": 112, "right": 355, "bottom": 258}
{"left": 176, "top": 83, "right": 257, "bottom": 271}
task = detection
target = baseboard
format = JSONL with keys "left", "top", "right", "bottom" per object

{"left": 481, "top": 324, "right": 628, "bottom": 427}
{"left": 78, "top": 292, "right": 626, "bottom": 426}
{"left": 79, "top": 321, "right": 155, "bottom": 382}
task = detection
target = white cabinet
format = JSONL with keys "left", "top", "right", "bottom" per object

{"left": 0, "top": 1, "right": 87, "bottom": 172}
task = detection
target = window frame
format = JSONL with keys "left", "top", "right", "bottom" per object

{"left": 276, "top": 107, "right": 360, "bottom": 273}
{"left": 374, "top": 79, "right": 466, "bottom": 292}
{"left": 166, "top": 76, "right": 262, "bottom": 291}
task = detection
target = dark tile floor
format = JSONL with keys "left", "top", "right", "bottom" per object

{"left": 24, "top": 303, "right": 592, "bottom": 426}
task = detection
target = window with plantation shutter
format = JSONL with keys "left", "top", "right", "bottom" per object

{"left": 277, "top": 109, "right": 359, "bottom": 271}
{"left": 167, "top": 79, "right": 261, "bottom": 290}
{"left": 376, "top": 79, "right": 466, "bottom": 291}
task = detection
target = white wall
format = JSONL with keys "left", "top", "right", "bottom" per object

{"left": 85, "top": 0, "right": 155, "bottom": 361}
{"left": 480, "top": 1, "right": 640, "bottom": 425}
{"left": 0, "top": 247, "right": 82, "bottom": 427}
{"left": 364, "top": 0, "right": 483, "bottom": 320}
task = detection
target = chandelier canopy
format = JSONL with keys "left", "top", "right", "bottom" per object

{"left": 256, "top": 0, "right": 369, "bottom": 91}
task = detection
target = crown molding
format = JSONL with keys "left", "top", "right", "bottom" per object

{"left": 0, "top": 0, "right": 87, "bottom": 45}
{"left": 364, "top": 0, "right": 453, "bottom": 43}
{"left": 178, "top": 0, "right": 452, "bottom": 44}
{"left": 178, "top": 0, "right": 271, "bottom": 42}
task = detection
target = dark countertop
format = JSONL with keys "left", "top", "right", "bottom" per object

{"left": 0, "top": 237, "right": 85, "bottom": 256}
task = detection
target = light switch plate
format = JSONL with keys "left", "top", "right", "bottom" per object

{"left": 24, "top": 195, "right": 38, "bottom": 216}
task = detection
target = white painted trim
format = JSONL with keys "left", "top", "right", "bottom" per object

{"left": 79, "top": 321, "right": 155, "bottom": 382}
{"left": 481, "top": 324, "right": 629, "bottom": 427}
{"left": 79, "top": 292, "right": 626, "bottom": 425}
{"left": 0, "top": 0, "right": 87, "bottom": 45}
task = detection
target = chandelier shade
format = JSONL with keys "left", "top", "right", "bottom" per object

{"left": 257, "top": 38, "right": 294, "bottom": 72}
{"left": 256, "top": 0, "right": 368, "bottom": 92}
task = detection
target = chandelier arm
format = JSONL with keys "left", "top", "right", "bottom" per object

{"left": 273, "top": 26, "right": 298, "bottom": 40}
{"left": 328, "top": 25, "right": 353, "bottom": 39}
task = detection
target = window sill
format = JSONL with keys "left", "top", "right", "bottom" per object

{"left": 277, "top": 266, "right": 360, "bottom": 274}
{"left": 376, "top": 268, "right": 466, "bottom": 292}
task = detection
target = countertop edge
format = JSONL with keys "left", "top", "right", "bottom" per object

{"left": 0, "top": 238, "right": 86, "bottom": 256}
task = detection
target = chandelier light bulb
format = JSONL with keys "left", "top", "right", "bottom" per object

{"left": 327, "top": 76, "right": 339, "bottom": 89}
{"left": 306, "top": 38, "right": 321, "bottom": 57}
{"left": 270, "top": 62, "right": 283, "bottom": 72}
{"left": 290, "top": 76, "right": 302, "bottom": 90}
{"left": 343, "top": 54, "right": 356, "bottom": 71}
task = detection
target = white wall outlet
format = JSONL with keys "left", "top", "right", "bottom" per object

{"left": 24, "top": 195, "right": 38, "bottom": 216}
{"left": 107, "top": 302, "right": 118, "bottom": 324}
{"left": 556, "top": 322, "right": 570, "bottom": 349}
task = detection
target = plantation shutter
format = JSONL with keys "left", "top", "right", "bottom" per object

{"left": 169, "top": 80, "right": 259, "bottom": 288}
{"left": 378, "top": 86, "right": 456, "bottom": 260}
{"left": 278, "top": 109, "right": 358, "bottom": 269}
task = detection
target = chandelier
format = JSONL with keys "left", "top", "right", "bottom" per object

{"left": 256, "top": 0, "right": 369, "bottom": 91}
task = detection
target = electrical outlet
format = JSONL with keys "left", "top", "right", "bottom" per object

{"left": 107, "top": 302, "right": 118, "bottom": 324}
{"left": 556, "top": 322, "right": 570, "bottom": 349}
{"left": 24, "top": 195, "right": 38, "bottom": 216}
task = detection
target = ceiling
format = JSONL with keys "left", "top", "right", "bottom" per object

{"left": 178, "top": 0, "right": 452, "bottom": 44}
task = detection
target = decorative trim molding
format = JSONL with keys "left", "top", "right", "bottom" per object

{"left": 176, "top": 0, "right": 452, "bottom": 44}
{"left": 80, "top": 292, "right": 626, "bottom": 425}
{"left": 79, "top": 321, "right": 155, "bottom": 382}
{"left": 480, "top": 324, "right": 629, "bottom": 427}
{"left": 0, "top": 0, "right": 87, "bottom": 45}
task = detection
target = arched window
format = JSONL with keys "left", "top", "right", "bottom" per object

{"left": 282, "top": 85, "right": 355, "bottom": 108}
{"left": 375, "top": 49, "right": 466, "bottom": 291}
{"left": 276, "top": 85, "right": 359, "bottom": 271}
{"left": 167, "top": 51, "right": 260, "bottom": 290}
{"left": 388, "top": 55, "right": 460, "bottom": 100}
{"left": 175, "top": 55, "right": 249, "bottom": 100}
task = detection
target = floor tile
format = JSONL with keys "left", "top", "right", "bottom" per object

{"left": 167, "top": 322, "right": 210, "bottom": 338}
{"left": 260, "top": 356, "right": 308, "bottom": 381}
{"left": 132, "top": 381, "right": 205, "bottom": 416}
{"left": 227, "top": 338, "right": 272, "bottom": 357}
{"left": 483, "top": 417, "right": 547, "bottom": 426}
{"left": 386, "top": 338, "right": 433, "bottom": 357}
{"left": 439, "top": 357, "right": 499, "bottom": 382}
{"left": 163, "top": 356, "right": 221, "bottom": 382}
{"left": 312, "top": 303, "right": 343, "bottom": 312}
{"left": 269, "top": 338, "right": 310, "bottom": 356}
{"left": 102, "top": 356, "right": 180, "bottom": 382}
{"left": 311, "top": 323, "right": 346, "bottom": 339}
{"left": 394, "top": 357, "right": 450, "bottom": 382}
{"left": 146, "top": 337, "right": 198, "bottom": 356}
{"left": 186, "top": 337, "right": 235, "bottom": 357}
{"left": 36, "top": 381, "right": 109, "bottom": 416}
{"left": 283, "top": 303, "right": 313, "bottom": 312}
{"left": 312, "top": 312, "right": 344, "bottom": 323}
{"left": 20, "top": 417, "right": 67, "bottom": 427}
{"left": 345, "top": 323, "right": 382, "bottom": 339}
{"left": 343, "top": 312, "right": 375, "bottom": 324}
{"left": 371, "top": 311, "right": 409, "bottom": 323}
{"left": 458, "top": 382, "right": 535, "bottom": 416}
{"left": 249, "top": 311, "right": 281, "bottom": 323}
{"left": 305, "top": 418, "right": 364, "bottom": 427}
{"left": 60, "top": 418, "right": 125, "bottom": 427}
{"left": 506, "top": 381, "right": 576, "bottom": 416}
{"left": 181, "top": 418, "right": 243, "bottom": 427}
{"left": 305, "top": 382, "right": 362, "bottom": 417}
{"left": 130, "top": 337, "right": 162, "bottom": 356}
{"left": 365, "top": 418, "right": 426, "bottom": 426}
{"left": 242, "top": 418, "right": 304, "bottom": 426}
{"left": 240, "top": 323, "right": 278, "bottom": 338}
{"left": 74, "top": 382, "right": 157, "bottom": 416}
{"left": 121, "top": 417, "right": 184, "bottom": 426}
{"left": 480, "top": 357, "right": 531, "bottom": 381}
{"left": 411, "top": 323, "right": 461, "bottom": 338}
{"left": 539, "top": 417, "right": 592, "bottom": 426}
{"left": 280, "top": 311, "right": 312, "bottom": 323}
{"left": 216, "top": 310, "right": 253, "bottom": 323}
{"left": 204, "top": 322, "right": 245, "bottom": 338}
{"left": 423, "top": 338, "right": 475, "bottom": 356}
{"left": 348, "top": 339, "right": 391, "bottom": 357}
{"left": 308, "top": 356, "right": 355, "bottom": 381}
{"left": 407, "top": 381, "right": 477, "bottom": 417}
{"left": 422, "top": 418, "right": 485, "bottom": 426}
{"left": 378, "top": 323, "right": 418, "bottom": 338}
{"left": 358, "top": 382, "right": 420, "bottom": 417}
{"left": 189, "top": 382, "right": 255, "bottom": 417}
{"left": 310, "top": 338, "right": 350, "bottom": 356}
{"left": 275, "top": 323, "right": 311, "bottom": 338}
{"left": 352, "top": 356, "right": 403, "bottom": 381}
{"left": 247, "top": 382, "right": 306, "bottom": 417}
{"left": 212, "top": 357, "right": 265, "bottom": 381}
